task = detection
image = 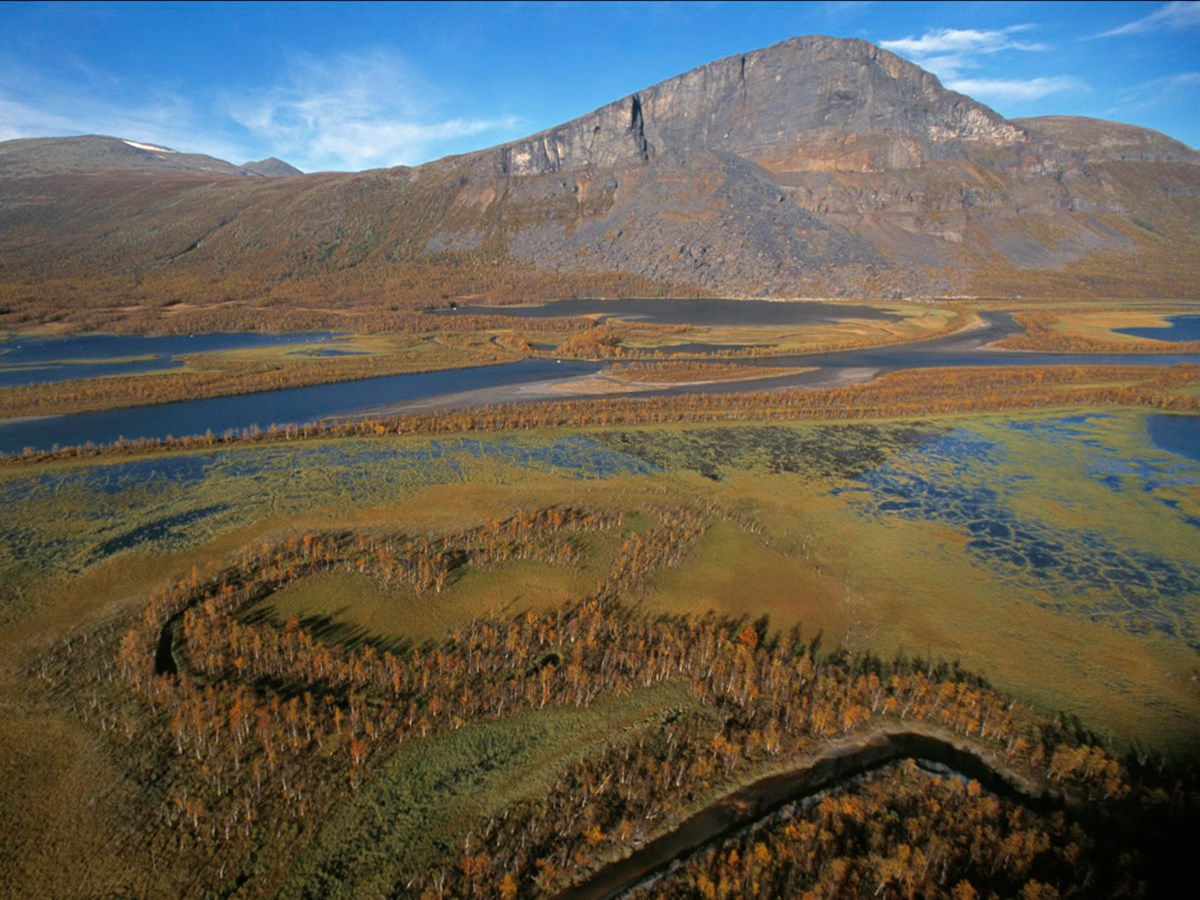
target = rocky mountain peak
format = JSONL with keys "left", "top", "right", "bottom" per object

{"left": 491, "top": 35, "right": 1025, "bottom": 178}
{"left": 0, "top": 35, "right": 1196, "bottom": 320}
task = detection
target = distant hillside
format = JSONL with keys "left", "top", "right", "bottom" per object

{"left": 1011, "top": 116, "right": 1200, "bottom": 163}
{"left": 0, "top": 134, "right": 302, "bottom": 178}
{"left": 1, "top": 35, "right": 1197, "bottom": 333}
{"left": 240, "top": 156, "right": 303, "bottom": 178}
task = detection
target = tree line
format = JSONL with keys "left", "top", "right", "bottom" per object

{"left": 7, "top": 363, "right": 1198, "bottom": 463}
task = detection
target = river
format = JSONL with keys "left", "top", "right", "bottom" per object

{"left": 0, "top": 359, "right": 598, "bottom": 455}
{"left": 1, "top": 312, "right": 1198, "bottom": 455}
{"left": 0, "top": 330, "right": 345, "bottom": 387}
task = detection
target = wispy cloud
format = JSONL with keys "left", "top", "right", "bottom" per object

{"left": 0, "top": 54, "right": 244, "bottom": 158}
{"left": 946, "top": 76, "right": 1088, "bottom": 104}
{"left": 224, "top": 49, "right": 522, "bottom": 171}
{"left": 1097, "top": 1, "right": 1200, "bottom": 38}
{"left": 880, "top": 26, "right": 1046, "bottom": 80}
{"left": 1115, "top": 71, "right": 1200, "bottom": 109}
{"left": 0, "top": 46, "right": 524, "bottom": 172}
{"left": 880, "top": 24, "right": 1088, "bottom": 109}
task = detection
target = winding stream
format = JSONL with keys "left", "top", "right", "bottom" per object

{"left": 554, "top": 729, "right": 1055, "bottom": 900}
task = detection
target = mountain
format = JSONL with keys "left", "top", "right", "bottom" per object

{"left": 488, "top": 35, "right": 1027, "bottom": 177}
{"left": 240, "top": 157, "right": 303, "bottom": 178}
{"left": 0, "top": 135, "right": 301, "bottom": 178}
{"left": 1010, "top": 116, "right": 1198, "bottom": 163}
{"left": 1, "top": 35, "right": 1197, "bottom": 333}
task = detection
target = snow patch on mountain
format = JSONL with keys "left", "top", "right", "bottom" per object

{"left": 123, "top": 139, "right": 176, "bottom": 153}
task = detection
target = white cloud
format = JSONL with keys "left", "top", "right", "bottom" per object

{"left": 1160, "top": 70, "right": 1200, "bottom": 88}
{"left": 0, "top": 49, "right": 244, "bottom": 160}
{"left": 1098, "top": 1, "right": 1200, "bottom": 38}
{"left": 880, "top": 23, "right": 1087, "bottom": 110}
{"left": 880, "top": 26, "right": 1046, "bottom": 80}
{"left": 946, "top": 76, "right": 1088, "bottom": 104}
{"left": 224, "top": 50, "right": 522, "bottom": 171}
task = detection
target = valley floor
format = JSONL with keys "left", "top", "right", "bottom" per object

{"left": 0, "top": 402, "right": 1196, "bottom": 896}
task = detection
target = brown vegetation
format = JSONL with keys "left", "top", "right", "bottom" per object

{"left": 31, "top": 496, "right": 1183, "bottom": 897}
{"left": 998, "top": 310, "right": 1200, "bottom": 353}
{"left": 645, "top": 760, "right": 1146, "bottom": 899}
{"left": 601, "top": 361, "right": 814, "bottom": 384}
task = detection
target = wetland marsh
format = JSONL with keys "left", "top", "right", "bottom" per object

{"left": 1, "top": 302, "right": 1198, "bottom": 897}
{"left": 3, "top": 410, "right": 1195, "bottom": 749}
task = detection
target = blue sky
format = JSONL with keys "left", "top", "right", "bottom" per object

{"left": 1, "top": 2, "right": 1197, "bottom": 172}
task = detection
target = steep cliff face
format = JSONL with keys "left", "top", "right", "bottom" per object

{"left": 431, "top": 36, "right": 1196, "bottom": 299}
{"left": 491, "top": 36, "right": 1025, "bottom": 178}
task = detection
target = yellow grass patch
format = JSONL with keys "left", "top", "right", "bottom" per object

{"left": 252, "top": 559, "right": 595, "bottom": 647}
{"left": 642, "top": 519, "right": 849, "bottom": 637}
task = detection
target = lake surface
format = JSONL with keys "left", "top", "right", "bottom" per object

{"left": 438, "top": 298, "right": 905, "bottom": 327}
{"left": 1147, "top": 414, "right": 1200, "bottom": 463}
{"left": 1115, "top": 314, "right": 1200, "bottom": 342}
{"left": 0, "top": 331, "right": 343, "bottom": 387}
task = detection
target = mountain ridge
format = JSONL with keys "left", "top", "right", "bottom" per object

{"left": 1, "top": 34, "right": 1197, "bottom": 333}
